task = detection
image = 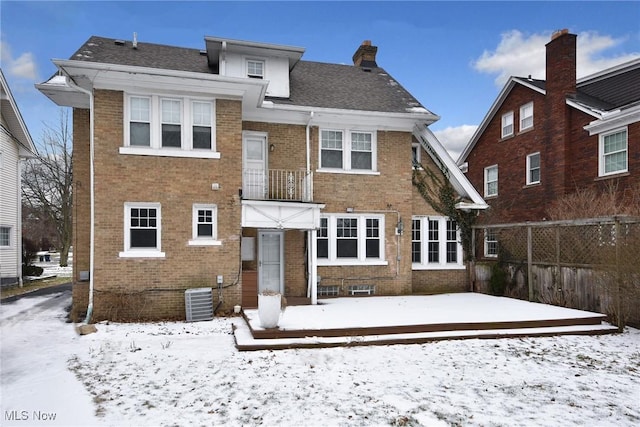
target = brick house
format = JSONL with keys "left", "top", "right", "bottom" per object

{"left": 1, "top": 69, "right": 36, "bottom": 287}
{"left": 458, "top": 29, "right": 640, "bottom": 237}
{"left": 38, "top": 35, "right": 486, "bottom": 321}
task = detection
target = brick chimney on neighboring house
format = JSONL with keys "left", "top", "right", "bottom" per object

{"left": 353, "top": 40, "right": 378, "bottom": 67}
{"left": 544, "top": 29, "right": 577, "bottom": 198}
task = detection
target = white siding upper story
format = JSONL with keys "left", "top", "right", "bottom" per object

{"left": 223, "top": 53, "right": 291, "bottom": 98}
{"left": 0, "top": 117, "right": 20, "bottom": 280}
{"left": 0, "top": 69, "right": 36, "bottom": 284}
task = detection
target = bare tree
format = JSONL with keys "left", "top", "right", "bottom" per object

{"left": 22, "top": 109, "right": 73, "bottom": 266}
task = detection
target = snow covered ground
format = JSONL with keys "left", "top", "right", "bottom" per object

{"left": 1, "top": 292, "right": 639, "bottom": 426}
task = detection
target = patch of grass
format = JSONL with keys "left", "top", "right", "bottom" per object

{"left": 0, "top": 276, "right": 71, "bottom": 299}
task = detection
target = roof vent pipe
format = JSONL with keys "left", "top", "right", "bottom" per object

{"left": 132, "top": 32, "right": 138, "bottom": 49}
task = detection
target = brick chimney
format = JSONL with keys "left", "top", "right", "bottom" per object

{"left": 544, "top": 29, "right": 577, "bottom": 200}
{"left": 545, "top": 29, "right": 577, "bottom": 97}
{"left": 352, "top": 40, "right": 378, "bottom": 67}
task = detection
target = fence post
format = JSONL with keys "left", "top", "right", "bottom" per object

{"left": 528, "top": 225, "right": 533, "bottom": 301}
{"left": 615, "top": 217, "right": 622, "bottom": 331}
{"left": 556, "top": 225, "right": 562, "bottom": 293}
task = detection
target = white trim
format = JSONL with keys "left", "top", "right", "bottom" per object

{"left": 598, "top": 127, "right": 628, "bottom": 177}
{"left": 484, "top": 228, "right": 498, "bottom": 258}
{"left": 526, "top": 152, "right": 541, "bottom": 185}
{"left": 120, "top": 202, "right": 164, "bottom": 258}
{"left": 119, "top": 147, "right": 221, "bottom": 159}
{"left": 484, "top": 164, "right": 498, "bottom": 197}
{"left": 519, "top": 102, "right": 534, "bottom": 131}
{"left": 318, "top": 128, "right": 378, "bottom": 173}
{"left": 316, "top": 214, "right": 386, "bottom": 265}
{"left": 501, "top": 111, "right": 514, "bottom": 138}
{"left": 189, "top": 203, "right": 219, "bottom": 245}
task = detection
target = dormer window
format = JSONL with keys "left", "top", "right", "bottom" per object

{"left": 246, "top": 60, "right": 264, "bottom": 79}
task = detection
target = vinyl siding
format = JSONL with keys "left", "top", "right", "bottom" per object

{"left": 0, "top": 116, "right": 20, "bottom": 282}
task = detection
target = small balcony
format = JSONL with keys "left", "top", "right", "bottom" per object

{"left": 242, "top": 169, "right": 313, "bottom": 202}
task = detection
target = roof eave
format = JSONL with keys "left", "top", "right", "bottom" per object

{"left": 0, "top": 70, "right": 37, "bottom": 156}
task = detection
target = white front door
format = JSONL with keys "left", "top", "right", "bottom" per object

{"left": 258, "top": 231, "right": 284, "bottom": 294}
{"left": 243, "top": 134, "right": 267, "bottom": 199}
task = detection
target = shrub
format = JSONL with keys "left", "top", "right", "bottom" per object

{"left": 489, "top": 262, "right": 508, "bottom": 296}
{"left": 22, "top": 237, "right": 38, "bottom": 266}
{"left": 23, "top": 264, "right": 44, "bottom": 277}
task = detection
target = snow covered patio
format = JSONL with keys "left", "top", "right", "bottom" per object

{"left": 235, "top": 293, "right": 618, "bottom": 350}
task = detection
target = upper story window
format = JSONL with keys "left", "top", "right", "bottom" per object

{"left": 0, "top": 226, "right": 10, "bottom": 247}
{"left": 319, "top": 129, "right": 377, "bottom": 173}
{"left": 122, "top": 94, "right": 218, "bottom": 159}
{"left": 520, "top": 102, "right": 534, "bottom": 131}
{"left": 246, "top": 59, "right": 265, "bottom": 79}
{"left": 599, "top": 128, "right": 628, "bottom": 176}
{"left": 526, "top": 152, "right": 541, "bottom": 185}
{"left": 412, "top": 216, "right": 464, "bottom": 270}
{"left": 119, "top": 202, "right": 165, "bottom": 258}
{"left": 317, "top": 214, "right": 386, "bottom": 265}
{"left": 484, "top": 165, "right": 498, "bottom": 197}
{"left": 501, "top": 111, "right": 514, "bottom": 138}
{"left": 411, "top": 143, "right": 421, "bottom": 168}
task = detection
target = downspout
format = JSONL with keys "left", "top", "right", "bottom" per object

{"left": 305, "top": 111, "right": 318, "bottom": 303}
{"left": 17, "top": 158, "right": 24, "bottom": 287}
{"left": 65, "top": 77, "right": 95, "bottom": 324}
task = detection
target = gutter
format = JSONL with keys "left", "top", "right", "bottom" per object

{"left": 64, "top": 75, "right": 95, "bottom": 324}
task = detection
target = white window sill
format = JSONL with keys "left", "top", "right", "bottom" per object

{"left": 412, "top": 264, "right": 466, "bottom": 271}
{"left": 316, "top": 169, "right": 380, "bottom": 176}
{"left": 188, "top": 239, "right": 222, "bottom": 246}
{"left": 318, "top": 259, "right": 388, "bottom": 267}
{"left": 119, "top": 250, "right": 166, "bottom": 258}
{"left": 119, "top": 147, "right": 221, "bottom": 159}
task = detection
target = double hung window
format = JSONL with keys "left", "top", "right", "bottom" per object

{"left": 484, "top": 165, "right": 498, "bottom": 197}
{"left": 484, "top": 229, "right": 498, "bottom": 258}
{"left": 520, "top": 102, "right": 533, "bottom": 131}
{"left": 189, "top": 204, "right": 221, "bottom": 246}
{"left": 527, "top": 152, "right": 541, "bottom": 185}
{"left": 246, "top": 60, "right": 265, "bottom": 79}
{"left": 0, "top": 226, "right": 10, "bottom": 247}
{"left": 317, "top": 215, "right": 385, "bottom": 264}
{"left": 124, "top": 94, "right": 217, "bottom": 158}
{"left": 501, "top": 112, "right": 514, "bottom": 138}
{"left": 412, "top": 216, "right": 463, "bottom": 269}
{"left": 120, "top": 203, "right": 164, "bottom": 258}
{"left": 599, "top": 128, "right": 628, "bottom": 176}
{"left": 319, "top": 129, "right": 377, "bottom": 173}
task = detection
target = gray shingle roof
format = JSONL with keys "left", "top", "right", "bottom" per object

{"left": 68, "top": 36, "right": 431, "bottom": 115}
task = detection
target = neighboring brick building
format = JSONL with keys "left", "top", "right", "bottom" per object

{"left": 458, "top": 30, "right": 640, "bottom": 230}
{"left": 38, "top": 35, "right": 486, "bottom": 321}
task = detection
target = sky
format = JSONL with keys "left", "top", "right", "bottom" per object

{"left": 2, "top": 1, "right": 639, "bottom": 159}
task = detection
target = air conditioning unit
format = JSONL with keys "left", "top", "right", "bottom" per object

{"left": 185, "top": 288, "right": 214, "bottom": 322}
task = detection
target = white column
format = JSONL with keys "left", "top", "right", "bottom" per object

{"left": 310, "top": 230, "right": 317, "bottom": 305}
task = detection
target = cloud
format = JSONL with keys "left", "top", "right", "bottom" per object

{"left": 1, "top": 40, "right": 38, "bottom": 80}
{"left": 473, "top": 30, "right": 640, "bottom": 86}
{"left": 433, "top": 125, "right": 478, "bottom": 162}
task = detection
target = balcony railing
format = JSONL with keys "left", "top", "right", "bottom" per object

{"left": 243, "top": 169, "right": 313, "bottom": 202}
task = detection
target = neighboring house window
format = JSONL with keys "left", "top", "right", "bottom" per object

{"left": 317, "top": 214, "right": 386, "bottom": 265}
{"left": 120, "top": 203, "right": 165, "bottom": 258}
{"left": 526, "top": 152, "right": 541, "bottom": 185}
{"left": 412, "top": 216, "right": 464, "bottom": 269}
{"left": 0, "top": 226, "right": 10, "bottom": 247}
{"left": 484, "top": 229, "right": 498, "bottom": 258}
{"left": 599, "top": 128, "right": 628, "bottom": 176}
{"left": 411, "top": 219, "right": 421, "bottom": 263}
{"left": 123, "top": 94, "right": 217, "bottom": 158}
{"left": 501, "top": 111, "right": 514, "bottom": 138}
{"left": 161, "top": 98, "right": 182, "bottom": 148}
{"left": 520, "top": 102, "right": 534, "bottom": 131}
{"left": 319, "top": 129, "right": 377, "bottom": 173}
{"left": 246, "top": 60, "right": 264, "bottom": 79}
{"left": 129, "top": 96, "right": 151, "bottom": 146}
{"left": 189, "top": 204, "right": 221, "bottom": 246}
{"left": 411, "top": 143, "right": 421, "bottom": 168}
{"left": 484, "top": 165, "right": 498, "bottom": 197}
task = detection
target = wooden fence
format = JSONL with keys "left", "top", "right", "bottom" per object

{"left": 471, "top": 216, "right": 640, "bottom": 328}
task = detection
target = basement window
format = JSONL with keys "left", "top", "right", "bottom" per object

{"left": 348, "top": 285, "right": 375, "bottom": 295}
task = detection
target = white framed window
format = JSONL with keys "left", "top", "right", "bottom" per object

{"left": 484, "top": 229, "right": 498, "bottom": 258}
{"left": 411, "top": 143, "right": 421, "bottom": 168}
{"left": 412, "top": 216, "right": 464, "bottom": 270}
{"left": 317, "top": 214, "right": 386, "bottom": 265}
{"left": 319, "top": 129, "right": 377, "bottom": 173}
{"left": 246, "top": 59, "right": 265, "bottom": 79}
{"left": 189, "top": 204, "right": 221, "bottom": 246}
{"left": 129, "top": 96, "right": 151, "bottom": 146}
{"left": 122, "top": 94, "right": 218, "bottom": 159}
{"left": 520, "top": 102, "right": 534, "bottom": 131}
{"left": 0, "top": 226, "right": 11, "bottom": 247}
{"left": 501, "top": 111, "right": 514, "bottom": 138}
{"left": 599, "top": 128, "right": 628, "bottom": 176}
{"left": 484, "top": 165, "right": 498, "bottom": 197}
{"left": 119, "top": 203, "right": 165, "bottom": 258}
{"left": 526, "top": 152, "right": 541, "bottom": 185}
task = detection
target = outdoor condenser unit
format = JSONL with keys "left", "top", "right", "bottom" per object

{"left": 185, "top": 288, "right": 214, "bottom": 322}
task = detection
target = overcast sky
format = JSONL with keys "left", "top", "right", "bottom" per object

{"left": 2, "top": 1, "right": 639, "bottom": 160}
